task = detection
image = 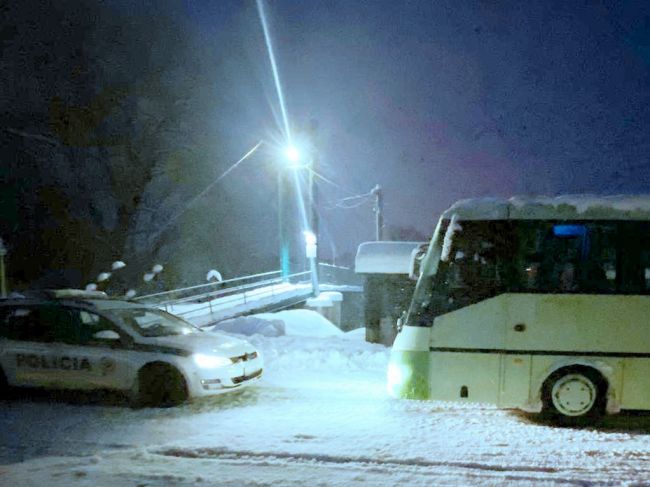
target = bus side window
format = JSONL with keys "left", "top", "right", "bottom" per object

{"left": 617, "top": 222, "right": 648, "bottom": 294}
{"left": 513, "top": 222, "right": 545, "bottom": 292}
{"left": 583, "top": 225, "right": 618, "bottom": 293}
{"left": 639, "top": 224, "right": 650, "bottom": 294}
{"left": 536, "top": 225, "right": 585, "bottom": 293}
{"left": 640, "top": 248, "right": 650, "bottom": 294}
{"left": 530, "top": 223, "right": 617, "bottom": 294}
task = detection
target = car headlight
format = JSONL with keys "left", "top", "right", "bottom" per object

{"left": 193, "top": 353, "right": 232, "bottom": 368}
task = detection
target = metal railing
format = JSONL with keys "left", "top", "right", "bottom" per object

{"left": 134, "top": 264, "right": 359, "bottom": 325}
{"left": 317, "top": 262, "right": 363, "bottom": 287}
{"left": 134, "top": 270, "right": 312, "bottom": 324}
{"left": 135, "top": 270, "right": 280, "bottom": 303}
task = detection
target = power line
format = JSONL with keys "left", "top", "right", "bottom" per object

{"left": 327, "top": 198, "right": 373, "bottom": 210}
{"left": 308, "top": 167, "right": 368, "bottom": 198}
{"left": 338, "top": 191, "right": 373, "bottom": 202}
{"left": 322, "top": 190, "right": 375, "bottom": 210}
{"left": 159, "top": 140, "right": 263, "bottom": 234}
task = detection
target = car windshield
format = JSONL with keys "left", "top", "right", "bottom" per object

{"left": 114, "top": 308, "right": 200, "bottom": 337}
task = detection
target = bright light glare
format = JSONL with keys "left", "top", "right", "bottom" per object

{"left": 193, "top": 354, "right": 232, "bottom": 368}
{"left": 285, "top": 145, "right": 300, "bottom": 164}
{"left": 386, "top": 362, "right": 408, "bottom": 396}
{"left": 303, "top": 230, "right": 317, "bottom": 245}
{"left": 257, "top": 0, "right": 291, "bottom": 140}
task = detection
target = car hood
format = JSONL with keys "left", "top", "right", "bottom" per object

{"left": 143, "top": 331, "right": 256, "bottom": 357}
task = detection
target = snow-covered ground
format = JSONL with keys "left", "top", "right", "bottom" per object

{"left": 2, "top": 310, "right": 650, "bottom": 486}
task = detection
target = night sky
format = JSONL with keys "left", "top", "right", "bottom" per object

{"left": 2, "top": 0, "right": 650, "bottom": 288}
{"left": 177, "top": 0, "right": 650, "bottom": 257}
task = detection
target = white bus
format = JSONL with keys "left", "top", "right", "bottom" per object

{"left": 388, "top": 196, "right": 650, "bottom": 422}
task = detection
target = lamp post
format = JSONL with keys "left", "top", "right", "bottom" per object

{"left": 308, "top": 151, "right": 319, "bottom": 294}
{"left": 278, "top": 145, "right": 301, "bottom": 280}
{"left": 278, "top": 144, "right": 320, "bottom": 296}
{"left": 278, "top": 165, "right": 290, "bottom": 280}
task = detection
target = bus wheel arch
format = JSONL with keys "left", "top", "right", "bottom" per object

{"left": 540, "top": 364, "right": 608, "bottom": 423}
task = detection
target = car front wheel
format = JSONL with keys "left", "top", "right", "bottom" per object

{"left": 133, "top": 363, "right": 188, "bottom": 408}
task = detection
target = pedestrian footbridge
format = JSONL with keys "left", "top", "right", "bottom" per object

{"left": 134, "top": 265, "right": 361, "bottom": 327}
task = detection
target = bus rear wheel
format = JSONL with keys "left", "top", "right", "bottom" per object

{"left": 542, "top": 368, "right": 605, "bottom": 424}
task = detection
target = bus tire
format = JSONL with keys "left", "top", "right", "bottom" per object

{"left": 134, "top": 363, "right": 188, "bottom": 408}
{"left": 542, "top": 367, "right": 605, "bottom": 425}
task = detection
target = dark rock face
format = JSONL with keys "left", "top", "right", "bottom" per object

{"left": 0, "top": 0, "right": 265, "bottom": 292}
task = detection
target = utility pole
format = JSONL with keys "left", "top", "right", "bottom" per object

{"left": 308, "top": 119, "right": 320, "bottom": 296}
{"left": 308, "top": 153, "right": 320, "bottom": 296}
{"left": 0, "top": 238, "right": 7, "bottom": 298}
{"left": 371, "top": 184, "right": 384, "bottom": 241}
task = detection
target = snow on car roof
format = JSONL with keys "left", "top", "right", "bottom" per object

{"left": 441, "top": 195, "right": 650, "bottom": 221}
{"left": 0, "top": 296, "right": 154, "bottom": 312}
{"left": 355, "top": 241, "right": 427, "bottom": 274}
{"left": 88, "top": 299, "right": 154, "bottom": 310}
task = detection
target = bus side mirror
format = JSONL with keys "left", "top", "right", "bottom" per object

{"left": 408, "top": 244, "right": 429, "bottom": 281}
{"left": 396, "top": 311, "right": 407, "bottom": 332}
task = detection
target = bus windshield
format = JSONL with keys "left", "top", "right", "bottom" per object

{"left": 407, "top": 218, "right": 515, "bottom": 326}
{"left": 406, "top": 218, "right": 622, "bottom": 327}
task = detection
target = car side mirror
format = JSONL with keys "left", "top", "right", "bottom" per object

{"left": 93, "top": 330, "right": 120, "bottom": 341}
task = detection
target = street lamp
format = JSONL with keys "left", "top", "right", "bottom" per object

{"left": 278, "top": 146, "right": 298, "bottom": 280}
{"left": 285, "top": 145, "right": 300, "bottom": 166}
{"left": 278, "top": 144, "right": 304, "bottom": 280}
{"left": 277, "top": 142, "right": 320, "bottom": 296}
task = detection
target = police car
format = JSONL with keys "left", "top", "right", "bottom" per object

{"left": 0, "top": 290, "right": 263, "bottom": 406}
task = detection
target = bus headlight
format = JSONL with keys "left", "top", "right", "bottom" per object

{"left": 193, "top": 353, "right": 232, "bottom": 368}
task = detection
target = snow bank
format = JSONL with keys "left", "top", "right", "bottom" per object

{"left": 249, "top": 333, "right": 388, "bottom": 386}
{"left": 207, "top": 310, "right": 380, "bottom": 387}
{"left": 210, "top": 309, "right": 343, "bottom": 338}
{"left": 341, "top": 327, "right": 366, "bottom": 340}
{"left": 208, "top": 315, "right": 285, "bottom": 337}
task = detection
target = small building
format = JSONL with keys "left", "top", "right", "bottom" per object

{"left": 355, "top": 241, "right": 427, "bottom": 345}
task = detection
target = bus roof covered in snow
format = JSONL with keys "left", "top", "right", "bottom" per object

{"left": 440, "top": 195, "right": 650, "bottom": 221}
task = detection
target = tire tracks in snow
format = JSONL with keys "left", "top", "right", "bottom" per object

{"left": 155, "top": 446, "right": 605, "bottom": 485}
{"left": 0, "top": 439, "right": 136, "bottom": 464}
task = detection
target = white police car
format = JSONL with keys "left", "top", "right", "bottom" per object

{"left": 0, "top": 290, "right": 263, "bottom": 406}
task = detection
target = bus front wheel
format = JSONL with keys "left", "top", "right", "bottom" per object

{"left": 542, "top": 367, "right": 605, "bottom": 424}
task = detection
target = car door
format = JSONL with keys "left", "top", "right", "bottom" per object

{"left": 0, "top": 305, "right": 66, "bottom": 388}
{"left": 50, "top": 307, "right": 137, "bottom": 391}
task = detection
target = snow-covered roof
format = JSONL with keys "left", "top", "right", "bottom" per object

{"left": 355, "top": 241, "right": 427, "bottom": 274}
{"left": 90, "top": 299, "right": 153, "bottom": 310}
{"left": 441, "top": 195, "right": 650, "bottom": 221}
